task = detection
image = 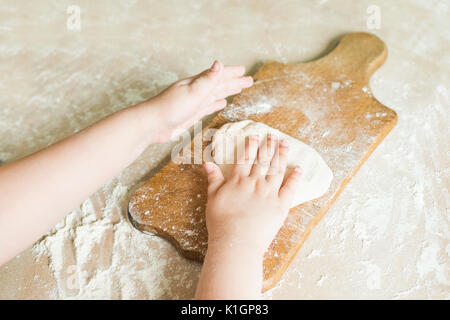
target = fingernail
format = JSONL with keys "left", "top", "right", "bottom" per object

{"left": 211, "top": 61, "right": 220, "bottom": 72}
{"left": 250, "top": 135, "right": 259, "bottom": 142}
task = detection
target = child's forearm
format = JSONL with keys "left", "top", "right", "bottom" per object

{"left": 0, "top": 61, "right": 253, "bottom": 266}
{"left": 195, "top": 241, "right": 264, "bottom": 299}
{"left": 0, "top": 102, "right": 161, "bottom": 265}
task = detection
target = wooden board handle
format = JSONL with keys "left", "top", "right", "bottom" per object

{"left": 254, "top": 32, "right": 387, "bottom": 83}
{"left": 312, "top": 32, "right": 387, "bottom": 80}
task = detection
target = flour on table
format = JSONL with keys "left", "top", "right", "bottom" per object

{"left": 32, "top": 180, "right": 201, "bottom": 299}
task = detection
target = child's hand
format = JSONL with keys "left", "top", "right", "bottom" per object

{"left": 203, "top": 134, "right": 302, "bottom": 256}
{"left": 140, "top": 61, "right": 253, "bottom": 142}
{"left": 197, "top": 133, "right": 302, "bottom": 299}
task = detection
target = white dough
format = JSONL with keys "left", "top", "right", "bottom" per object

{"left": 210, "top": 120, "right": 333, "bottom": 208}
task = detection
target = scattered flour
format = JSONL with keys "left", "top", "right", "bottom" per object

{"left": 331, "top": 81, "right": 341, "bottom": 90}
{"left": 32, "top": 180, "right": 200, "bottom": 299}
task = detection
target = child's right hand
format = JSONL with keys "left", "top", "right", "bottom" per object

{"left": 203, "top": 134, "right": 302, "bottom": 256}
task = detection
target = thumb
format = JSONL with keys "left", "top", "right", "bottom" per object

{"left": 204, "top": 162, "right": 225, "bottom": 194}
{"left": 191, "top": 61, "right": 222, "bottom": 92}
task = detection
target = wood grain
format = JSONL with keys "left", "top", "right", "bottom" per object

{"left": 128, "top": 32, "right": 397, "bottom": 291}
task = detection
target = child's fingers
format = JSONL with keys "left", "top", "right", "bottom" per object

{"left": 195, "top": 60, "right": 222, "bottom": 79}
{"left": 204, "top": 162, "right": 225, "bottom": 194}
{"left": 218, "top": 76, "right": 253, "bottom": 94}
{"left": 223, "top": 65, "right": 246, "bottom": 78}
{"left": 210, "top": 60, "right": 222, "bottom": 72}
{"left": 267, "top": 140, "right": 289, "bottom": 189}
{"left": 209, "top": 99, "right": 227, "bottom": 113}
{"left": 279, "top": 166, "right": 302, "bottom": 206}
{"left": 250, "top": 134, "right": 277, "bottom": 177}
{"left": 240, "top": 76, "right": 254, "bottom": 87}
{"left": 231, "top": 135, "right": 259, "bottom": 177}
{"left": 228, "top": 76, "right": 254, "bottom": 90}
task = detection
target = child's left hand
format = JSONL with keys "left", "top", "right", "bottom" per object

{"left": 137, "top": 61, "right": 253, "bottom": 142}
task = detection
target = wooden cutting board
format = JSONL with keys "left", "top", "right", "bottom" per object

{"left": 128, "top": 32, "right": 397, "bottom": 292}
